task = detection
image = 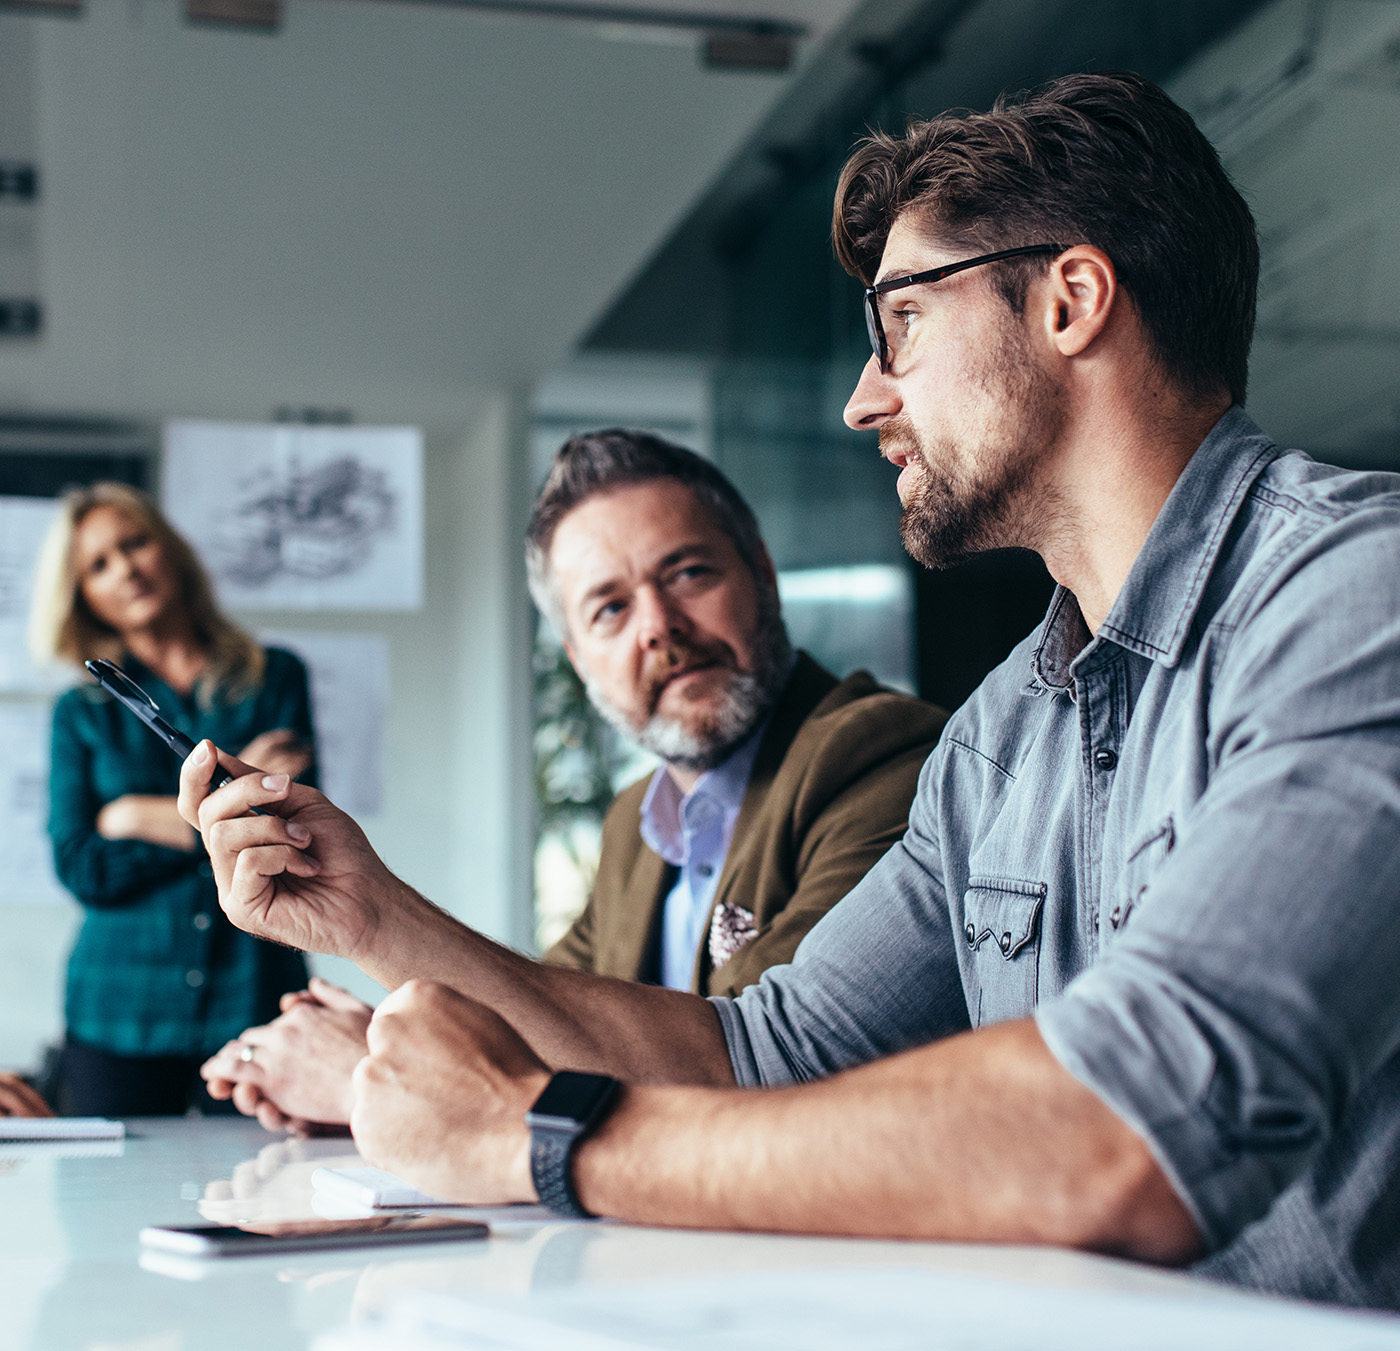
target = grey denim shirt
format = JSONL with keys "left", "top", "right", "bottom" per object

{"left": 714, "top": 408, "right": 1400, "bottom": 1308}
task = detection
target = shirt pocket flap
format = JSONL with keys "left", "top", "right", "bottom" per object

{"left": 964, "top": 878, "right": 1046, "bottom": 959}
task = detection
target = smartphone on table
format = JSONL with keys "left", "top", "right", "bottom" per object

{"left": 139, "top": 1213, "right": 488, "bottom": 1258}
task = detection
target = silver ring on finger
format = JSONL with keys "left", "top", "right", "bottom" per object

{"left": 238, "top": 1044, "right": 256, "bottom": 1064}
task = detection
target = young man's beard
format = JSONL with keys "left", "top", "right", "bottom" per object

{"left": 584, "top": 584, "right": 793, "bottom": 772}
{"left": 891, "top": 325, "right": 1067, "bottom": 571}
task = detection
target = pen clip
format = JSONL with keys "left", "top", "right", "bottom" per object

{"left": 86, "top": 658, "right": 161, "bottom": 713}
{"left": 84, "top": 658, "right": 195, "bottom": 754}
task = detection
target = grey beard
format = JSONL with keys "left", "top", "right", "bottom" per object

{"left": 585, "top": 591, "right": 793, "bottom": 773}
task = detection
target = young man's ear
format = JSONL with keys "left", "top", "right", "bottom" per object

{"left": 1042, "top": 245, "right": 1117, "bottom": 357}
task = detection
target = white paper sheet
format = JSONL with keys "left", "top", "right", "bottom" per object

{"left": 0, "top": 1117, "right": 123, "bottom": 1140}
{"left": 316, "top": 1265, "right": 1400, "bottom": 1351}
{"left": 259, "top": 630, "right": 389, "bottom": 816}
{"left": 0, "top": 702, "right": 68, "bottom": 905}
{"left": 0, "top": 495, "right": 65, "bottom": 694}
{"left": 311, "top": 1166, "right": 556, "bottom": 1225}
{"left": 162, "top": 421, "right": 424, "bottom": 612}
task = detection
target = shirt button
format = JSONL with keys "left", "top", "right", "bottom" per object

{"left": 964, "top": 923, "right": 976, "bottom": 946}
{"left": 999, "top": 932, "right": 1012, "bottom": 955}
{"left": 192, "top": 913, "right": 212, "bottom": 931}
{"left": 1109, "top": 906, "right": 1122, "bottom": 929}
{"left": 697, "top": 864, "right": 714, "bottom": 878}
{"left": 1093, "top": 748, "right": 1118, "bottom": 771}
{"left": 185, "top": 969, "right": 205, "bottom": 988}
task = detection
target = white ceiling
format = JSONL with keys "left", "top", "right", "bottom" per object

{"left": 0, "top": 0, "right": 863, "bottom": 423}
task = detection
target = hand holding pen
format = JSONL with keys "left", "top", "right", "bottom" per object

{"left": 176, "top": 733, "right": 418, "bottom": 968}
{"left": 87, "top": 657, "right": 426, "bottom": 968}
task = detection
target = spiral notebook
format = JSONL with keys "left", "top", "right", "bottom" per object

{"left": 0, "top": 1117, "right": 124, "bottom": 1140}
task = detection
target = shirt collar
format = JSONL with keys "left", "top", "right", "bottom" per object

{"left": 639, "top": 720, "right": 768, "bottom": 867}
{"left": 1032, "top": 406, "right": 1279, "bottom": 689}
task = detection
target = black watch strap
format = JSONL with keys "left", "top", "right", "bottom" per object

{"left": 530, "top": 1125, "right": 594, "bottom": 1218}
{"left": 526, "top": 1071, "right": 621, "bottom": 1219}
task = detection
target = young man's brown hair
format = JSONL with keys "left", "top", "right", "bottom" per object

{"left": 833, "top": 70, "right": 1258, "bottom": 404}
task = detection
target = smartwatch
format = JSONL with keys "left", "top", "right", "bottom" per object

{"left": 526, "top": 1070, "right": 621, "bottom": 1219}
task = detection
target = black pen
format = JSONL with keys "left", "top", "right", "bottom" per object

{"left": 84, "top": 658, "right": 267, "bottom": 815}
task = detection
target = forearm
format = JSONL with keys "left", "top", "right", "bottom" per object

{"left": 181, "top": 751, "right": 731, "bottom": 1086}
{"left": 360, "top": 892, "right": 735, "bottom": 1086}
{"left": 573, "top": 1019, "right": 1202, "bottom": 1262}
{"left": 97, "top": 796, "right": 197, "bottom": 852}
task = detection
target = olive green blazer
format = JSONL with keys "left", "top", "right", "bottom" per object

{"left": 545, "top": 653, "right": 948, "bottom": 997}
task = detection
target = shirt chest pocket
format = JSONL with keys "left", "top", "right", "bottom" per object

{"left": 961, "top": 877, "right": 1046, "bottom": 1028}
{"left": 1107, "top": 816, "right": 1175, "bottom": 938}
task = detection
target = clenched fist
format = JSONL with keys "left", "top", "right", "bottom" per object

{"left": 350, "top": 980, "right": 550, "bottom": 1205}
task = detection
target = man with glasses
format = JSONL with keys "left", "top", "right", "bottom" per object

{"left": 182, "top": 71, "right": 1400, "bottom": 1307}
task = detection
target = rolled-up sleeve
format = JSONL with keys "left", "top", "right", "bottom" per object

{"left": 1037, "top": 510, "right": 1400, "bottom": 1252}
{"left": 713, "top": 750, "right": 970, "bottom": 1088}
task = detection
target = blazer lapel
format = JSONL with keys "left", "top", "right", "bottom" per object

{"left": 604, "top": 842, "right": 673, "bottom": 985}
{"left": 690, "top": 652, "right": 839, "bottom": 990}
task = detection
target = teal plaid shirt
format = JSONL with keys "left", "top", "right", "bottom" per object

{"left": 49, "top": 647, "right": 314, "bottom": 1058}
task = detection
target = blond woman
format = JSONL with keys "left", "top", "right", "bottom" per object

{"left": 31, "top": 483, "right": 316, "bottom": 1116}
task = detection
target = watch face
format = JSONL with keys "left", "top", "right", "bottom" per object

{"left": 528, "top": 1071, "right": 618, "bottom": 1128}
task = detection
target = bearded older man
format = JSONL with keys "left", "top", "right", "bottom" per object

{"left": 201, "top": 429, "right": 947, "bottom": 1131}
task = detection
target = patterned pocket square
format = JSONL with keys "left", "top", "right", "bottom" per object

{"left": 709, "top": 901, "right": 759, "bottom": 971}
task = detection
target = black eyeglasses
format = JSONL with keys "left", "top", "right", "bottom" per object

{"left": 863, "top": 244, "right": 1064, "bottom": 374}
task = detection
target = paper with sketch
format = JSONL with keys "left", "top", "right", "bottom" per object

{"left": 162, "top": 422, "right": 424, "bottom": 612}
{"left": 0, "top": 702, "right": 68, "bottom": 906}
{"left": 0, "top": 495, "right": 66, "bottom": 694}
{"left": 313, "top": 1265, "right": 1400, "bottom": 1351}
{"left": 258, "top": 630, "right": 388, "bottom": 816}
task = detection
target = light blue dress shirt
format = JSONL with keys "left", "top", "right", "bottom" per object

{"left": 640, "top": 725, "right": 766, "bottom": 991}
{"left": 714, "top": 408, "right": 1400, "bottom": 1307}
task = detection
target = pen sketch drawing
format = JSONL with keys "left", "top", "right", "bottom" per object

{"left": 162, "top": 422, "right": 424, "bottom": 611}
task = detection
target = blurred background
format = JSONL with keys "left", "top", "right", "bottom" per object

{"left": 2, "top": 0, "right": 1398, "bottom": 1066}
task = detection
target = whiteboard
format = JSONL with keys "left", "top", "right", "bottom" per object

{"left": 0, "top": 702, "right": 68, "bottom": 906}
{"left": 0, "top": 495, "right": 68, "bottom": 695}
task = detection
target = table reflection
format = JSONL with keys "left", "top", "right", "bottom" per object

{"left": 199, "top": 1135, "right": 363, "bottom": 1226}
